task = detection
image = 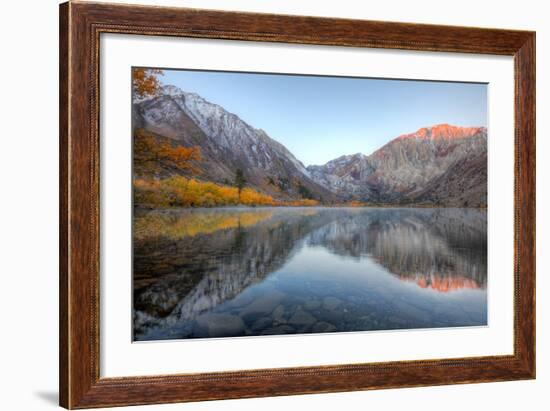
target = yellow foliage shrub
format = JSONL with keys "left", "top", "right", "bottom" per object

{"left": 134, "top": 176, "right": 320, "bottom": 208}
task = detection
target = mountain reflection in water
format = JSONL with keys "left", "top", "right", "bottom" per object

{"left": 133, "top": 207, "right": 487, "bottom": 341}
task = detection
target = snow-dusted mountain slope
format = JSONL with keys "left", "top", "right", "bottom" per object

{"left": 133, "top": 85, "right": 336, "bottom": 201}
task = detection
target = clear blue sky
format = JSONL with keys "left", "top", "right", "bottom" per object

{"left": 160, "top": 68, "right": 487, "bottom": 166}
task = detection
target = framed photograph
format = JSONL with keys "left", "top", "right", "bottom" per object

{"left": 59, "top": 2, "right": 535, "bottom": 409}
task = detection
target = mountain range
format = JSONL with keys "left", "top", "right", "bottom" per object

{"left": 133, "top": 85, "right": 487, "bottom": 207}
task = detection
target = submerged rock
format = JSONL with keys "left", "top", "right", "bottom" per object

{"left": 250, "top": 317, "right": 273, "bottom": 331}
{"left": 323, "top": 296, "right": 342, "bottom": 311}
{"left": 260, "top": 325, "right": 295, "bottom": 335}
{"left": 272, "top": 305, "right": 286, "bottom": 324}
{"left": 288, "top": 309, "right": 317, "bottom": 326}
{"left": 304, "top": 299, "right": 322, "bottom": 311}
{"left": 239, "top": 291, "right": 286, "bottom": 321}
{"left": 311, "top": 321, "right": 337, "bottom": 333}
{"left": 193, "top": 313, "right": 245, "bottom": 338}
{"left": 321, "top": 309, "right": 345, "bottom": 324}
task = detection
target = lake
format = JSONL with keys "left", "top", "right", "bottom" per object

{"left": 133, "top": 207, "right": 487, "bottom": 341}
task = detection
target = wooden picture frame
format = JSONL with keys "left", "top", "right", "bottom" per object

{"left": 59, "top": 1, "right": 535, "bottom": 408}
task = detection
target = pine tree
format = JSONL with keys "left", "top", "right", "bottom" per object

{"left": 234, "top": 169, "right": 247, "bottom": 201}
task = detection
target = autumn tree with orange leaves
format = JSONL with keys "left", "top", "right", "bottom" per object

{"left": 134, "top": 129, "right": 202, "bottom": 175}
{"left": 133, "top": 68, "right": 164, "bottom": 98}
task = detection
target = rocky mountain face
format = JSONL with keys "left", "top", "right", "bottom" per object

{"left": 307, "top": 153, "right": 377, "bottom": 199}
{"left": 307, "top": 124, "right": 487, "bottom": 206}
{"left": 133, "top": 85, "right": 337, "bottom": 202}
{"left": 133, "top": 85, "right": 487, "bottom": 206}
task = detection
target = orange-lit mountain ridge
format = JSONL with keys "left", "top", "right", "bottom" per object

{"left": 308, "top": 124, "right": 487, "bottom": 206}
{"left": 395, "top": 124, "right": 486, "bottom": 141}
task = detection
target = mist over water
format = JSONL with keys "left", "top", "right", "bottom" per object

{"left": 133, "top": 207, "right": 487, "bottom": 341}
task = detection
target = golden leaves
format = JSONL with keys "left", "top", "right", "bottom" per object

{"left": 134, "top": 129, "right": 202, "bottom": 174}
{"left": 132, "top": 68, "right": 164, "bottom": 98}
{"left": 134, "top": 175, "right": 320, "bottom": 208}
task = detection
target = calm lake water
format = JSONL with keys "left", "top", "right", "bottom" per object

{"left": 133, "top": 207, "right": 487, "bottom": 341}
